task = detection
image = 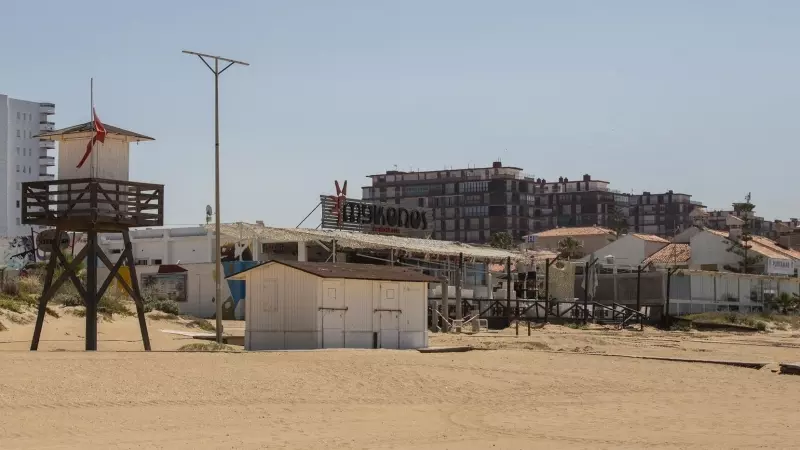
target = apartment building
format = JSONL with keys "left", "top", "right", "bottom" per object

{"left": 0, "top": 95, "right": 56, "bottom": 237}
{"left": 628, "top": 191, "right": 703, "bottom": 238}
{"left": 705, "top": 209, "right": 798, "bottom": 239}
{"left": 362, "top": 162, "right": 630, "bottom": 243}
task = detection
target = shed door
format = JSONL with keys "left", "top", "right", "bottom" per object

{"left": 321, "top": 280, "right": 345, "bottom": 348}
{"left": 379, "top": 282, "right": 400, "bottom": 349}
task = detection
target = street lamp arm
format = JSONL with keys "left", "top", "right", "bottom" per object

{"left": 218, "top": 61, "right": 236, "bottom": 75}
{"left": 182, "top": 50, "right": 250, "bottom": 67}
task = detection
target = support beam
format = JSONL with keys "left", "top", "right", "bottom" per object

{"left": 30, "top": 245, "right": 59, "bottom": 351}
{"left": 124, "top": 231, "right": 152, "bottom": 351}
{"left": 86, "top": 231, "right": 98, "bottom": 351}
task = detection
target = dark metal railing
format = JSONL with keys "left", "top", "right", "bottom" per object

{"left": 22, "top": 178, "right": 164, "bottom": 230}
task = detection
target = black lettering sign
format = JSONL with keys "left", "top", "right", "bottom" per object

{"left": 322, "top": 195, "right": 430, "bottom": 232}
{"left": 409, "top": 210, "right": 421, "bottom": 229}
{"left": 385, "top": 208, "right": 398, "bottom": 226}
{"left": 375, "top": 206, "right": 386, "bottom": 225}
{"left": 398, "top": 208, "right": 409, "bottom": 227}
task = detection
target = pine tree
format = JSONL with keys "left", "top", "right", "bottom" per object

{"left": 724, "top": 193, "right": 763, "bottom": 274}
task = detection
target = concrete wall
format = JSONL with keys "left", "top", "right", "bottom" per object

{"left": 574, "top": 271, "right": 665, "bottom": 306}
{"left": 667, "top": 271, "right": 800, "bottom": 315}
{"left": 98, "top": 262, "right": 242, "bottom": 319}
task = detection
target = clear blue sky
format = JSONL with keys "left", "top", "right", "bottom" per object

{"left": 2, "top": 0, "right": 799, "bottom": 226}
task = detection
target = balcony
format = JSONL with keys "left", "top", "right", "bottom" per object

{"left": 39, "top": 139, "right": 55, "bottom": 149}
{"left": 39, "top": 173, "right": 55, "bottom": 181}
{"left": 39, "top": 156, "right": 55, "bottom": 166}
{"left": 39, "top": 103, "right": 55, "bottom": 115}
{"left": 40, "top": 121, "right": 55, "bottom": 132}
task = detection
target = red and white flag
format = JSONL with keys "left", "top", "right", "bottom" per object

{"left": 76, "top": 107, "right": 107, "bottom": 169}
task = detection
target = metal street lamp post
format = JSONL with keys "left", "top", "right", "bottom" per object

{"left": 183, "top": 50, "right": 249, "bottom": 343}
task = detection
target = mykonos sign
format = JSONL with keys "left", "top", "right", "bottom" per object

{"left": 320, "top": 181, "right": 432, "bottom": 236}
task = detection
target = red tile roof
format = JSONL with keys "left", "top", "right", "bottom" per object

{"left": 629, "top": 233, "right": 670, "bottom": 244}
{"left": 534, "top": 226, "right": 614, "bottom": 237}
{"left": 643, "top": 244, "right": 691, "bottom": 265}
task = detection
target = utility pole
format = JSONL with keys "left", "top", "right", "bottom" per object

{"left": 183, "top": 50, "right": 249, "bottom": 344}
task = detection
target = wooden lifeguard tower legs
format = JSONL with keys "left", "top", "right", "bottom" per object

{"left": 30, "top": 229, "right": 151, "bottom": 351}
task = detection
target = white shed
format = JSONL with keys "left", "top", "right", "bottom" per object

{"left": 227, "top": 261, "right": 437, "bottom": 351}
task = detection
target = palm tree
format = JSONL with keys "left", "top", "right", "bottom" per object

{"left": 557, "top": 237, "right": 584, "bottom": 260}
{"left": 770, "top": 292, "right": 800, "bottom": 315}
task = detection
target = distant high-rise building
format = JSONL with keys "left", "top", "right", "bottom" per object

{"left": 363, "top": 161, "right": 706, "bottom": 243}
{"left": 0, "top": 94, "right": 56, "bottom": 237}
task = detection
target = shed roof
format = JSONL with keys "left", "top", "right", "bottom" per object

{"left": 629, "top": 233, "right": 670, "bottom": 244}
{"left": 643, "top": 243, "right": 692, "bottom": 265}
{"left": 213, "top": 223, "right": 530, "bottom": 262}
{"left": 227, "top": 260, "right": 439, "bottom": 282}
{"left": 534, "top": 226, "right": 614, "bottom": 237}
{"left": 35, "top": 121, "right": 154, "bottom": 142}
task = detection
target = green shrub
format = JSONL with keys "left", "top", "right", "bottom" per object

{"left": 143, "top": 299, "right": 180, "bottom": 315}
{"left": 97, "top": 294, "right": 134, "bottom": 318}
{"left": 0, "top": 299, "right": 23, "bottom": 314}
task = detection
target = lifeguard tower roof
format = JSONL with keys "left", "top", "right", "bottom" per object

{"left": 35, "top": 121, "right": 154, "bottom": 142}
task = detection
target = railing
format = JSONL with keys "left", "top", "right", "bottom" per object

{"left": 39, "top": 174, "right": 55, "bottom": 180}
{"left": 39, "top": 139, "right": 55, "bottom": 149}
{"left": 39, "top": 122, "right": 55, "bottom": 131}
{"left": 22, "top": 178, "right": 164, "bottom": 230}
{"left": 39, "top": 156, "right": 55, "bottom": 166}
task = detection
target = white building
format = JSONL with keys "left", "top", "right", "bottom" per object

{"left": 229, "top": 260, "right": 434, "bottom": 351}
{"left": 100, "top": 226, "right": 218, "bottom": 266}
{"left": 0, "top": 95, "right": 56, "bottom": 237}
{"left": 590, "top": 233, "right": 669, "bottom": 266}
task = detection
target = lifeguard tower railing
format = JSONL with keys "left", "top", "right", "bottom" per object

{"left": 22, "top": 178, "right": 164, "bottom": 231}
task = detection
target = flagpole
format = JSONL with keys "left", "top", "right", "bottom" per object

{"left": 90, "top": 78, "right": 94, "bottom": 178}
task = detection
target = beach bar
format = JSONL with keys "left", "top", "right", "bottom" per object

{"left": 227, "top": 260, "right": 436, "bottom": 350}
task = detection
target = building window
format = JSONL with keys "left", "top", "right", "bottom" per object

{"left": 16, "top": 165, "right": 20, "bottom": 172}
{"left": 460, "top": 181, "right": 488, "bottom": 193}
{"left": 135, "top": 259, "right": 149, "bottom": 266}
{"left": 111, "top": 249, "right": 122, "bottom": 254}
{"left": 152, "top": 259, "right": 163, "bottom": 265}
{"left": 16, "top": 130, "right": 20, "bottom": 137}
{"left": 463, "top": 206, "right": 488, "bottom": 217}
{"left": 17, "top": 112, "right": 20, "bottom": 120}
{"left": 15, "top": 218, "right": 20, "bottom": 226}
{"left": 16, "top": 200, "right": 19, "bottom": 208}
{"left": 16, "top": 182, "right": 21, "bottom": 191}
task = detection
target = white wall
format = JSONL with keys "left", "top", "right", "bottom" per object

{"left": 592, "top": 235, "right": 646, "bottom": 265}
{"left": 98, "top": 262, "right": 239, "bottom": 319}
{"left": 689, "top": 231, "right": 739, "bottom": 271}
{"left": 99, "top": 227, "right": 214, "bottom": 265}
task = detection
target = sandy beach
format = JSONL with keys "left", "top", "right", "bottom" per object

{"left": 1, "top": 311, "right": 799, "bottom": 449}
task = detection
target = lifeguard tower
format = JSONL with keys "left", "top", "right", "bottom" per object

{"left": 25, "top": 114, "right": 163, "bottom": 351}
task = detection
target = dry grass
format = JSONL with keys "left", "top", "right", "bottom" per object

{"left": 0, "top": 319, "right": 6, "bottom": 331}
{"left": 149, "top": 312, "right": 179, "bottom": 321}
{"left": 178, "top": 342, "right": 237, "bottom": 352}
{"left": 185, "top": 318, "right": 216, "bottom": 333}
{"left": 685, "top": 312, "right": 768, "bottom": 331}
